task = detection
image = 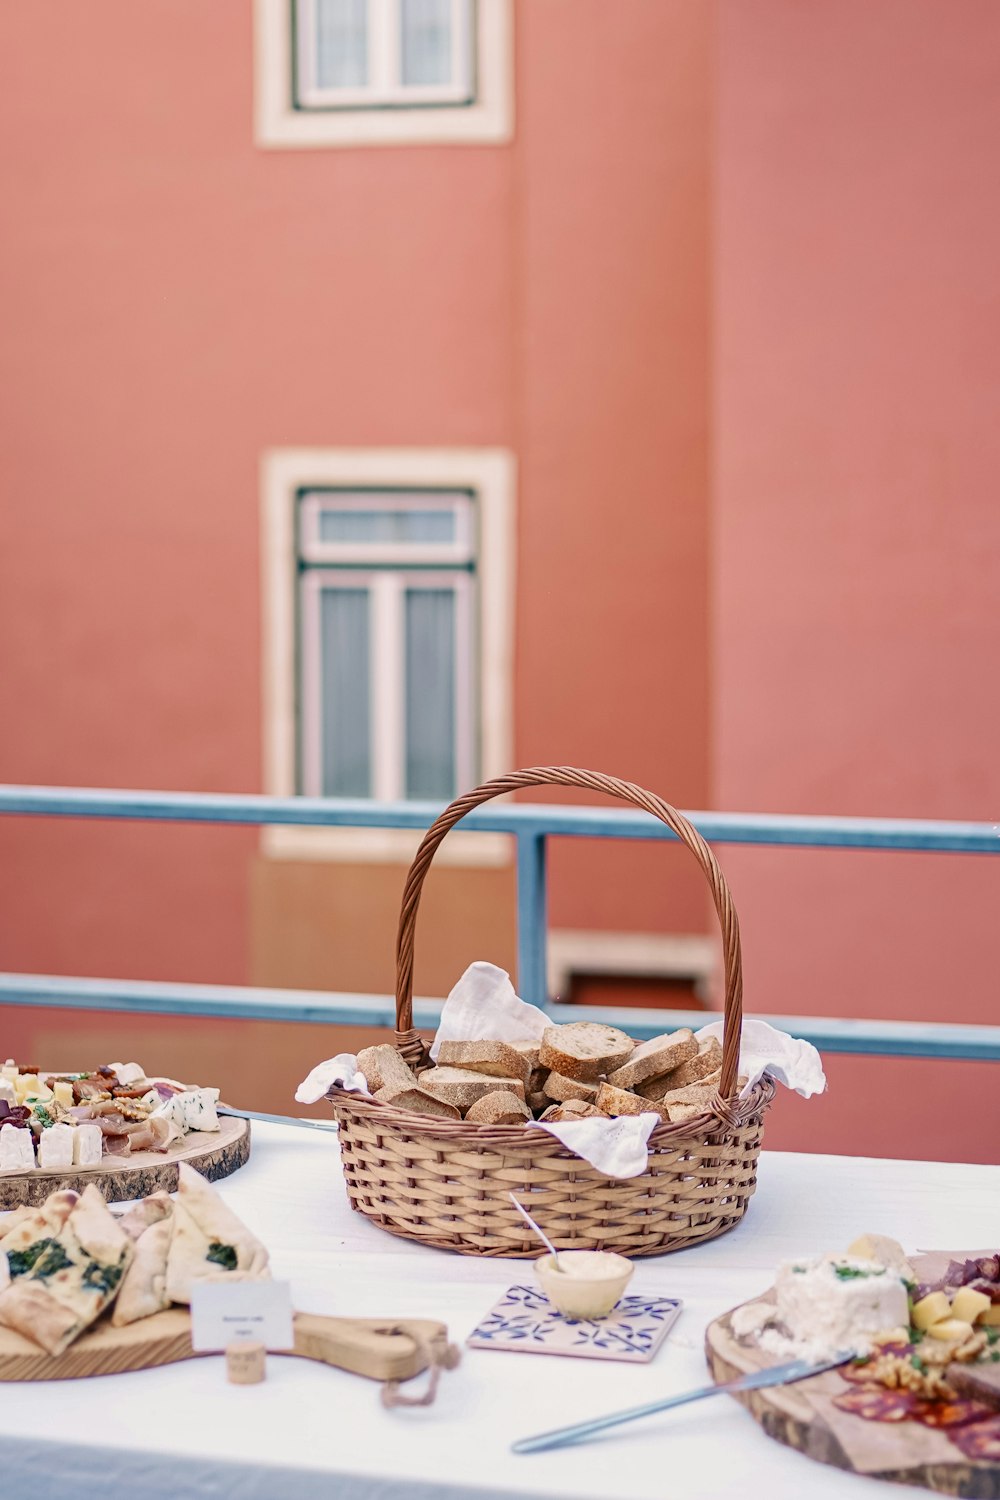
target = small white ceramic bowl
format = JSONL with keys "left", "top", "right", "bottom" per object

{"left": 535, "top": 1250, "right": 634, "bottom": 1320}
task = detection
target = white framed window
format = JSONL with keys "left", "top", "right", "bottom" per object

{"left": 298, "top": 490, "right": 477, "bottom": 801}
{"left": 261, "top": 448, "right": 515, "bottom": 864}
{"left": 255, "top": 0, "right": 513, "bottom": 148}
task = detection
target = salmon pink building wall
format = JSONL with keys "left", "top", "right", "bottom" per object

{"left": 0, "top": 4, "right": 712, "bottom": 1088}
{"left": 713, "top": 0, "right": 1000, "bottom": 1161}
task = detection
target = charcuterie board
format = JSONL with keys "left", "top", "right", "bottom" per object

{"left": 0, "top": 1303, "right": 452, "bottom": 1384}
{"left": 705, "top": 1283, "right": 1000, "bottom": 1496}
{"left": 0, "top": 1115, "right": 250, "bottom": 1210}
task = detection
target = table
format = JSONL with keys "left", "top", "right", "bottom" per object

{"left": 3, "top": 1123, "right": 995, "bottom": 1500}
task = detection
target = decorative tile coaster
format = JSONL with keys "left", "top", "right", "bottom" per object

{"left": 467, "top": 1284, "right": 682, "bottom": 1363}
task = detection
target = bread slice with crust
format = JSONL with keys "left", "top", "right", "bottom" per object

{"left": 374, "top": 1084, "right": 461, "bottom": 1119}
{"left": 464, "top": 1091, "right": 530, "bottom": 1125}
{"left": 607, "top": 1030, "right": 697, "bottom": 1090}
{"left": 538, "top": 1023, "right": 634, "bottom": 1082}
{"left": 538, "top": 1099, "right": 603, "bottom": 1122}
{"left": 357, "top": 1044, "right": 418, "bottom": 1096}
{"left": 418, "top": 1067, "right": 526, "bottom": 1111}
{"left": 542, "top": 1071, "right": 599, "bottom": 1104}
{"left": 658, "top": 1035, "right": 723, "bottom": 1092}
{"left": 435, "top": 1040, "right": 532, "bottom": 1088}
{"left": 594, "top": 1082, "right": 651, "bottom": 1118}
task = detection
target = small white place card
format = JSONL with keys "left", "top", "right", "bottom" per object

{"left": 190, "top": 1280, "right": 294, "bottom": 1352}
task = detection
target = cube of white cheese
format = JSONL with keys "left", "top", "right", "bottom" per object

{"left": 0, "top": 1079, "right": 15, "bottom": 1107}
{"left": 177, "top": 1088, "right": 220, "bottom": 1133}
{"left": 38, "top": 1122, "right": 75, "bottom": 1170}
{"left": 72, "top": 1121, "right": 104, "bottom": 1167}
{"left": 0, "top": 1125, "right": 35, "bottom": 1170}
{"left": 112, "top": 1061, "right": 147, "bottom": 1087}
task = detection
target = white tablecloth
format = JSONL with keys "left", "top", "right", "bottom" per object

{"left": 3, "top": 1123, "right": 994, "bottom": 1500}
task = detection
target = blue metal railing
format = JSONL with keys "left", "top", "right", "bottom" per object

{"left": 1, "top": 783, "right": 998, "bottom": 1061}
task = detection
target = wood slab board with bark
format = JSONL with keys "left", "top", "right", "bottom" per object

{"left": 705, "top": 1265, "right": 1000, "bottom": 1497}
{"left": 0, "top": 1115, "right": 250, "bottom": 1209}
{"left": 0, "top": 1305, "right": 450, "bottom": 1384}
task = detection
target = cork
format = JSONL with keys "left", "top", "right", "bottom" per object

{"left": 226, "top": 1341, "right": 266, "bottom": 1384}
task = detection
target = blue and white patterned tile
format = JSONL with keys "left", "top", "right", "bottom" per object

{"left": 467, "top": 1286, "right": 683, "bottom": 1363}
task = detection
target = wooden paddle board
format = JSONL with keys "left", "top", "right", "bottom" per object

{"left": 0, "top": 1115, "right": 251, "bottom": 1209}
{"left": 705, "top": 1299, "right": 1000, "bottom": 1496}
{"left": 0, "top": 1305, "right": 451, "bottom": 1384}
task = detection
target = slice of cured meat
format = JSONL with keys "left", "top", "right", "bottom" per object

{"left": 911, "top": 1399, "right": 993, "bottom": 1429}
{"left": 832, "top": 1386, "right": 921, "bottom": 1422}
{"left": 947, "top": 1414, "right": 1000, "bottom": 1461}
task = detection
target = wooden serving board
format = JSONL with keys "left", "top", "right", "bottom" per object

{"left": 706, "top": 1299, "right": 1000, "bottom": 1497}
{"left": 0, "top": 1115, "right": 251, "bottom": 1209}
{"left": 0, "top": 1305, "right": 450, "bottom": 1384}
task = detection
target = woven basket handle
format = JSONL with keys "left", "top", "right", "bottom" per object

{"left": 394, "top": 766, "right": 744, "bottom": 1101}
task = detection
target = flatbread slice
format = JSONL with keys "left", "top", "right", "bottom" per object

{"left": 0, "top": 1185, "right": 133, "bottom": 1355}
{"left": 112, "top": 1215, "right": 173, "bottom": 1326}
{"left": 0, "top": 1189, "right": 80, "bottom": 1278}
{"left": 118, "top": 1190, "right": 173, "bottom": 1242}
{"left": 165, "top": 1163, "right": 269, "bottom": 1304}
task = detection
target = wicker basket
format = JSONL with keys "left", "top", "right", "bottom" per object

{"left": 329, "top": 767, "right": 774, "bottom": 1257}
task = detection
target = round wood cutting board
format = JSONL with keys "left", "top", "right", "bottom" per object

{"left": 705, "top": 1300, "right": 1000, "bottom": 1497}
{"left": 0, "top": 1114, "right": 250, "bottom": 1209}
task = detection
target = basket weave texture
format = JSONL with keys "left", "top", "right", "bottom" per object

{"left": 329, "top": 767, "right": 775, "bottom": 1258}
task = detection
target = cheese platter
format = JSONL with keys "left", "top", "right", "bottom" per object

{"left": 704, "top": 1242, "right": 1000, "bottom": 1495}
{"left": 0, "top": 1059, "right": 250, "bottom": 1208}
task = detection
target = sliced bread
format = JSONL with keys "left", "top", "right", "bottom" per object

{"left": 538, "top": 1022, "right": 634, "bottom": 1082}
{"left": 661, "top": 1078, "right": 718, "bottom": 1106}
{"left": 594, "top": 1082, "right": 650, "bottom": 1118}
{"left": 507, "top": 1039, "right": 542, "bottom": 1071}
{"left": 542, "top": 1071, "right": 599, "bottom": 1105}
{"left": 464, "top": 1091, "right": 531, "bottom": 1125}
{"left": 538, "top": 1099, "right": 602, "bottom": 1123}
{"left": 419, "top": 1066, "right": 526, "bottom": 1111}
{"left": 357, "top": 1044, "right": 418, "bottom": 1096}
{"left": 607, "top": 1029, "right": 697, "bottom": 1090}
{"left": 435, "top": 1039, "right": 532, "bottom": 1087}
{"left": 638, "top": 1066, "right": 721, "bottom": 1103}
{"left": 658, "top": 1035, "right": 723, "bottom": 1092}
{"left": 664, "top": 1101, "right": 706, "bottom": 1124}
{"left": 374, "top": 1085, "right": 461, "bottom": 1120}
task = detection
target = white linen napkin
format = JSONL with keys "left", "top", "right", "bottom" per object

{"left": 295, "top": 1054, "right": 369, "bottom": 1105}
{"left": 694, "top": 1017, "right": 827, "bottom": 1099}
{"left": 528, "top": 1112, "right": 661, "bottom": 1179}
{"left": 429, "top": 961, "right": 550, "bottom": 1059}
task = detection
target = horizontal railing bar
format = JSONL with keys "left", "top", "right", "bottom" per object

{"left": 0, "top": 785, "right": 998, "bottom": 852}
{"left": 1, "top": 974, "right": 998, "bottom": 1060}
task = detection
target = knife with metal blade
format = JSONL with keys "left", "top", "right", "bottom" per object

{"left": 511, "top": 1351, "right": 853, "bottom": 1454}
{"left": 217, "top": 1105, "right": 338, "bottom": 1132}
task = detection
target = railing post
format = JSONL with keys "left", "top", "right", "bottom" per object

{"left": 516, "top": 831, "right": 548, "bottom": 1008}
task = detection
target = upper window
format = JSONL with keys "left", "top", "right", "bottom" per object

{"left": 296, "top": 0, "right": 474, "bottom": 110}
{"left": 255, "top": 0, "right": 513, "bottom": 148}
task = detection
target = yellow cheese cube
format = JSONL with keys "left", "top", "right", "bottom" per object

{"left": 14, "top": 1073, "right": 40, "bottom": 1103}
{"left": 52, "top": 1081, "right": 75, "bottom": 1109}
{"left": 911, "top": 1292, "right": 952, "bottom": 1330}
{"left": 927, "top": 1317, "right": 976, "bottom": 1342}
{"left": 950, "top": 1287, "right": 992, "bottom": 1325}
{"left": 978, "top": 1303, "right": 1000, "bottom": 1327}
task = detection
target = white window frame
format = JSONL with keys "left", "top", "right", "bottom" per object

{"left": 296, "top": 0, "right": 475, "bottom": 110}
{"left": 261, "top": 447, "right": 515, "bottom": 864}
{"left": 255, "top": 0, "right": 514, "bottom": 149}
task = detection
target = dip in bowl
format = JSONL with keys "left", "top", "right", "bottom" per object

{"left": 535, "top": 1250, "right": 634, "bottom": 1320}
